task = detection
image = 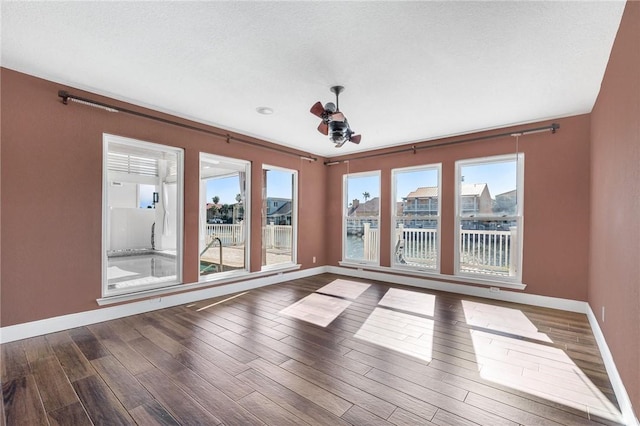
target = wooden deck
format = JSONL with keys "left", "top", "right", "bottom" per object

{"left": 1, "top": 273, "right": 624, "bottom": 425}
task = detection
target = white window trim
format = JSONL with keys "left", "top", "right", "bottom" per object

{"left": 261, "top": 164, "right": 298, "bottom": 270}
{"left": 342, "top": 170, "right": 381, "bottom": 265}
{"left": 454, "top": 153, "right": 524, "bottom": 284}
{"left": 390, "top": 163, "right": 442, "bottom": 273}
{"left": 102, "top": 134, "right": 184, "bottom": 298}
{"left": 199, "top": 153, "right": 251, "bottom": 282}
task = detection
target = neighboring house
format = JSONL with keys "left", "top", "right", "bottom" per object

{"left": 347, "top": 197, "right": 380, "bottom": 234}
{"left": 403, "top": 187, "right": 439, "bottom": 216}
{"left": 402, "top": 183, "right": 492, "bottom": 216}
{"left": 460, "top": 183, "right": 492, "bottom": 215}
{"left": 266, "top": 197, "right": 290, "bottom": 216}
{"left": 495, "top": 189, "right": 517, "bottom": 213}
{"left": 267, "top": 200, "right": 292, "bottom": 225}
{"left": 348, "top": 197, "right": 380, "bottom": 217}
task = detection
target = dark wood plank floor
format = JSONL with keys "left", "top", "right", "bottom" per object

{"left": 1, "top": 273, "right": 625, "bottom": 425}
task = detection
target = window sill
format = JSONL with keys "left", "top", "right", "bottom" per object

{"left": 97, "top": 264, "right": 301, "bottom": 306}
{"left": 338, "top": 261, "right": 526, "bottom": 290}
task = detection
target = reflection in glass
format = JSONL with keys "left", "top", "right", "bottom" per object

{"left": 344, "top": 173, "right": 380, "bottom": 263}
{"left": 262, "top": 167, "right": 296, "bottom": 268}
{"left": 199, "top": 154, "right": 249, "bottom": 279}
{"left": 393, "top": 166, "right": 440, "bottom": 270}
{"left": 457, "top": 156, "right": 522, "bottom": 278}
{"left": 105, "top": 138, "right": 182, "bottom": 295}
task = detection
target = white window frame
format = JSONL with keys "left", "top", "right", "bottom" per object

{"left": 391, "top": 164, "right": 442, "bottom": 273}
{"left": 342, "top": 170, "right": 381, "bottom": 265}
{"left": 261, "top": 164, "right": 298, "bottom": 270}
{"left": 454, "top": 153, "right": 524, "bottom": 284}
{"left": 102, "top": 134, "right": 184, "bottom": 298}
{"left": 199, "top": 153, "right": 251, "bottom": 281}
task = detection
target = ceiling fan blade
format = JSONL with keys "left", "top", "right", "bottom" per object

{"left": 330, "top": 112, "right": 345, "bottom": 122}
{"left": 317, "top": 122, "right": 328, "bottom": 135}
{"left": 310, "top": 102, "right": 325, "bottom": 118}
{"left": 350, "top": 134, "right": 362, "bottom": 144}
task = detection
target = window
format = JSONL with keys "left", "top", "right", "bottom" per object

{"left": 103, "top": 135, "right": 183, "bottom": 297}
{"left": 262, "top": 166, "right": 297, "bottom": 269}
{"left": 392, "top": 164, "right": 441, "bottom": 271}
{"left": 199, "top": 153, "right": 250, "bottom": 280}
{"left": 343, "top": 171, "right": 381, "bottom": 264}
{"left": 455, "top": 154, "right": 524, "bottom": 282}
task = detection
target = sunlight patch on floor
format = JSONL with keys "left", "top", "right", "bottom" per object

{"left": 279, "top": 293, "right": 352, "bottom": 327}
{"left": 355, "top": 307, "right": 434, "bottom": 362}
{"left": 196, "top": 291, "right": 249, "bottom": 312}
{"left": 462, "top": 301, "right": 623, "bottom": 423}
{"left": 461, "top": 300, "right": 552, "bottom": 342}
{"left": 316, "top": 279, "right": 371, "bottom": 299}
{"left": 378, "top": 288, "right": 435, "bottom": 317}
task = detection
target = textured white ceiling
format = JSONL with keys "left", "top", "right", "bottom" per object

{"left": 1, "top": 1, "right": 625, "bottom": 158}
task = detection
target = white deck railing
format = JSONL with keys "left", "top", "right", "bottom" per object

{"left": 395, "top": 225, "right": 438, "bottom": 269}
{"left": 360, "top": 224, "right": 518, "bottom": 277}
{"left": 262, "top": 223, "right": 293, "bottom": 249}
{"left": 205, "top": 224, "right": 245, "bottom": 246}
{"left": 459, "top": 227, "right": 517, "bottom": 277}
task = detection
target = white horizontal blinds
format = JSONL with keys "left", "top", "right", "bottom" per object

{"left": 108, "top": 152, "right": 158, "bottom": 177}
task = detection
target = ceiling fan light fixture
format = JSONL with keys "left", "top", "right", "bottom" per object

{"left": 324, "top": 102, "right": 336, "bottom": 113}
{"left": 310, "top": 85, "right": 361, "bottom": 148}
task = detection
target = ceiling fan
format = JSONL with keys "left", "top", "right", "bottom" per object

{"left": 310, "top": 86, "right": 361, "bottom": 148}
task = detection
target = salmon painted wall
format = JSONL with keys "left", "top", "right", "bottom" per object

{"left": 589, "top": 1, "right": 640, "bottom": 417}
{"left": 0, "top": 68, "right": 327, "bottom": 327}
{"left": 326, "top": 113, "right": 592, "bottom": 300}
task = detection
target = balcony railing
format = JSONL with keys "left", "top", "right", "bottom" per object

{"left": 262, "top": 223, "right": 293, "bottom": 249}
{"left": 205, "top": 224, "right": 244, "bottom": 246}
{"left": 395, "top": 225, "right": 438, "bottom": 269}
{"left": 359, "top": 223, "right": 518, "bottom": 277}
{"left": 459, "top": 228, "right": 518, "bottom": 277}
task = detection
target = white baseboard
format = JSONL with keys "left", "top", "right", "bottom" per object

{"left": 0, "top": 266, "right": 327, "bottom": 344}
{"left": 327, "top": 266, "right": 587, "bottom": 313}
{"left": 585, "top": 304, "right": 640, "bottom": 426}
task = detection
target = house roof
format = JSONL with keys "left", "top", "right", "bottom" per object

{"left": 349, "top": 197, "right": 380, "bottom": 216}
{"left": 1, "top": 2, "right": 625, "bottom": 157}
{"left": 269, "top": 201, "right": 292, "bottom": 217}
{"left": 405, "top": 184, "right": 488, "bottom": 199}
{"left": 461, "top": 183, "right": 488, "bottom": 197}
{"left": 406, "top": 187, "right": 439, "bottom": 198}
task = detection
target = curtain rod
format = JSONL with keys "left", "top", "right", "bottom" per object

{"left": 57, "top": 90, "right": 318, "bottom": 162}
{"left": 324, "top": 122, "right": 559, "bottom": 165}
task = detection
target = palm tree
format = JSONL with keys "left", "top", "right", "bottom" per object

{"left": 362, "top": 192, "right": 370, "bottom": 215}
{"left": 209, "top": 196, "right": 220, "bottom": 219}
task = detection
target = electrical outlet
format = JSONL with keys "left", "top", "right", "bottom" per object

{"left": 313, "top": 256, "right": 316, "bottom": 264}
{"left": 602, "top": 306, "right": 605, "bottom": 322}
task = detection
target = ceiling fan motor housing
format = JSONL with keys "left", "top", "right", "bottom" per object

{"left": 330, "top": 120, "right": 348, "bottom": 143}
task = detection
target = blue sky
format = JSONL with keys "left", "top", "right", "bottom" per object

{"left": 461, "top": 161, "right": 517, "bottom": 198}
{"left": 206, "top": 175, "right": 242, "bottom": 204}
{"left": 205, "top": 169, "right": 294, "bottom": 205}
{"left": 145, "top": 160, "right": 516, "bottom": 208}
{"left": 346, "top": 159, "right": 517, "bottom": 205}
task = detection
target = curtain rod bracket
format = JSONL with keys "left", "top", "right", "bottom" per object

{"left": 58, "top": 90, "right": 70, "bottom": 105}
